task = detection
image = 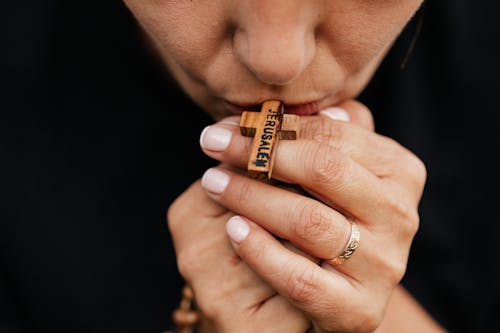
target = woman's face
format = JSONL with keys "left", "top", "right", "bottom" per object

{"left": 123, "top": 0, "right": 423, "bottom": 120}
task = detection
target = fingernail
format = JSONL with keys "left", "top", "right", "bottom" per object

{"left": 201, "top": 168, "right": 230, "bottom": 194}
{"left": 319, "top": 107, "right": 350, "bottom": 122}
{"left": 226, "top": 216, "right": 250, "bottom": 243}
{"left": 218, "top": 116, "right": 241, "bottom": 126}
{"left": 199, "top": 125, "right": 232, "bottom": 151}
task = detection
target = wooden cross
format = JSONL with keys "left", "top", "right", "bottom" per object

{"left": 240, "top": 100, "right": 300, "bottom": 179}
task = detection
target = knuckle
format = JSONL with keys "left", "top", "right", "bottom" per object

{"left": 390, "top": 141, "right": 428, "bottom": 186}
{"left": 357, "top": 106, "right": 375, "bottom": 131}
{"left": 340, "top": 99, "right": 374, "bottom": 131}
{"left": 386, "top": 196, "right": 420, "bottom": 238}
{"left": 176, "top": 248, "right": 200, "bottom": 281}
{"left": 166, "top": 181, "right": 200, "bottom": 232}
{"left": 308, "top": 117, "right": 343, "bottom": 145}
{"left": 196, "top": 295, "right": 224, "bottom": 322}
{"left": 309, "top": 144, "right": 346, "bottom": 186}
{"left": 405, "top": 210, "right": 420, "bottom": 238}
{"left": 293, "top": 201, "right": 333, "bottom": 244}
{"left": 250, "top": 238, "right": 270, "bottom": 263}
{"left": 166, "top": 197, "right": 183, "bottom": 232}
{"left": 372, "top": 248, "right": 408, "bottom": 284}
{"left": 398, "top": 146, "right": 427, "bottom": 180}
{"left": 195, "top": 293, "right": 219, "bottom": 321}
{"left": 195, "top": 286, "right": 246, "bottom": 324}
{"left": 235, "top": 180, "right": 253, "bottom": 206}
{"left": 386, "top": 139, "right": 413, "bottom": 167}
{"left": 386, "top": 258, "right": 408, "bottom": 284}
{"left": 389, "top": 197, "right": 414, "bottom": 221}
{"left": 408, "top": 154, "right": 428, "bottom": 186}
{"left": 352, "top": 305, "right": 384, "bottom": 333}
{"left": 286, "top": 265, "right": 319, "bottom": 304}
{"left": 384, "top": 137, "right": 408, "bottom": 159}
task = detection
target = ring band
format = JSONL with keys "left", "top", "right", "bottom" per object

{"left": 331, "top": 221, "right": 360, "bottom": 265}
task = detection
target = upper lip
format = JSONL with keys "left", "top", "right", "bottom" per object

{"left": 224, "top": 98, "right": 327, "bottom": 116}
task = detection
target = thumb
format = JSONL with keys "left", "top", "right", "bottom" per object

{"left": 320, "top": 99, "right": 375, "bottom": 132}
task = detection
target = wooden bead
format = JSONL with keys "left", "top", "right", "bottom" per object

{"left": 178, "top": 328, "right": 195, "bottom": 333}
{"left": 172, "top": 309, "right": 201, "bottom": 326}
{"left": 180, "top": 298, "right": 190, "bottom": 310}
{"left": 169, "top": 283, "right": 200, "bottom": 333}
{"left": 182, "top": 285, "right": 194, "bottom": 299}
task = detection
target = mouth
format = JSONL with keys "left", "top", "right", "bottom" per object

{"left": 224, "top": 98, "right": 328, "bottom": 116}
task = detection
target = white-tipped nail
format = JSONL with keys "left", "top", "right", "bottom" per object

{"left": 218, "top": 116, "right": 241, "bottom": 126}
{"left": 226, "top": 216, "right": 250, "bottom": 243}
{"left": 201, "top": 168, "right": 230, "bottom": 194}
{"left": 199, "top": 125, "right": 232, "bottom": 151}
{"left": 319, "top": 107, "right": 350, "bottom": 122}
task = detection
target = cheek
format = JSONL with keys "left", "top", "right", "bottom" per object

{"left": 123, "top": 1, "right": 229, "bottom": 79}
{"left": 321, "top": 0, "right": 423, "bottom": 74}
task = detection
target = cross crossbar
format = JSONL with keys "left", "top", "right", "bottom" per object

{"left": 239, "top": 100, "right": 300, "bottom": 179}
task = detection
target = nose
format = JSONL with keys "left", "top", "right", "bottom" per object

{"left": 232, "top": 1, "right": 318, "bottom": 86}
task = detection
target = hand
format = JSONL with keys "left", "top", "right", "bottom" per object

{"left": 199, "top": 100, "right": 426, "bottom": 333}
{"left": 167, "top": 166, "right": 310, "bottom": 332}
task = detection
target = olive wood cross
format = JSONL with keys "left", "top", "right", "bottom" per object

{"left": 239, "top": 100, "right": 300, "bottom": 179}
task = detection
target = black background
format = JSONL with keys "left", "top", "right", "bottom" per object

{"left": 1, "top": 1, "right": 499, "bottom": 332}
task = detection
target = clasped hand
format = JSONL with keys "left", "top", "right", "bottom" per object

{"left": 168, "top": 100, "right": 426, "bottom": 333}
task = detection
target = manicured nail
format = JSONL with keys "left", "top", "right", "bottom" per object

{"left": 199, "top": 125, "right": 232, "bottom": 151}
{"left": 218, "top": 116, "right": 241, "bottom": 126}
{"left": 226, "top": 216, "right": 250, "bottom": 243}
{"left": 201, "top": 168, "right": 230, "bottom": 194}
{"left": 319, "top": 107, "right": 350, "bottom": 122}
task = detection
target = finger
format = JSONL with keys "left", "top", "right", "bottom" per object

{"left": 245, "top": 295, "right": 311, "bottom": 333}
{"left": 316, "top": 99, "right": 375, "bottom": 131}
{"left": 201, "top": 167, "right": 394, "bottom": 283}
{"left": 225, "top": 216, "right": 373, "bottom": 333}
{"left": 200, "top": 112, "right": 425, "bottom": 204}
{"left": 200, "top": 108, "right": 381, "bottom": 175}
{"left": 304, "top": 99, "right": 426, "bottom": 203}
{"left": 274, "top": 142, "right": 419, "bottom": 259}
{"left": 167, "top": 179, "right": 227, "bottom": 251}
{"left": 222, "top": 99, "right": 374, "bottom": 131}
{"left": 282, "top": 240, "right": 320, "bottom": 264}
{"left": 275, "top": 139, "right": 400, "bottom": 223}
{"left": 201, "top": 167, "right": 351, "bottom": 260}
{"left": 298, "top": 116, "right": 424, "bottom": 197}
{"left": 167, "top": 180, "right": 276, "bottom": 312}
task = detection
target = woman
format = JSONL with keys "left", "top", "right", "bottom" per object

{"left": 1, "top": 1, "right": 498, "bottom": 332}
{"left": 125, "top": 0, "right": 440, "bottom": 331}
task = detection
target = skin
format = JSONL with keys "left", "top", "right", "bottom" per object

{"left": 122, "top": 1, "right": 447, "bottom": 332}
{"left": 123, "top": 0, "right": 422, "bottom": 118}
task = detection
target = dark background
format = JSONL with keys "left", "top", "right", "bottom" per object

{"left": 1, "top": 1, "right": 499, "bottom": 332}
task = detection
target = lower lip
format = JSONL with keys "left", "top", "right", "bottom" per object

{"left": 285, "top": 101, "right": 321, "bottom": 116}
{"left": 224, "top": 100, "right": 323, "bottom": 116}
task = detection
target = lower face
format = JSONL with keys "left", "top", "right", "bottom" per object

{"left": 123, "top": 0, "right": 423, "bottom": 120}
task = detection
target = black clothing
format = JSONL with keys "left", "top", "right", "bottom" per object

{"left": 1, "top": 1, "right": 498, "bottom": 332}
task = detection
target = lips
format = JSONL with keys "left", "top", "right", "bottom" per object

{"left": 224, "top": 99, "right": 325, "bottom": 116}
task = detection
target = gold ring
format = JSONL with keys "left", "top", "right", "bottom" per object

{"left": 331, "top": 221, "right": 360, "bottom": 265}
